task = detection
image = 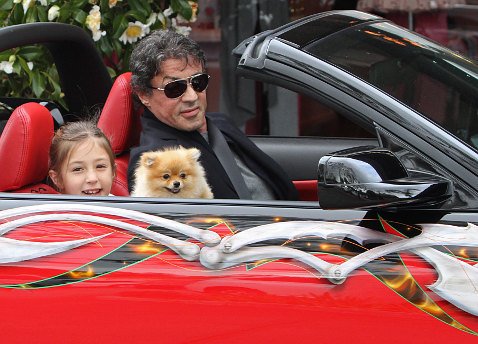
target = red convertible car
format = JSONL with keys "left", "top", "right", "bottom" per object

{"left": 0, "top": 10, "right": 477, "bottom": 343}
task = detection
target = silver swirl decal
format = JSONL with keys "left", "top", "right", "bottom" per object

{"left": 0, "top": 204, "right": 476, "bottom": 317}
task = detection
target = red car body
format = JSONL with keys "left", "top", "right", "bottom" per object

{"left": 0, "top": 10, "right": 478, "bottom": 343}
{"left": 0, "top": 203, "right": 477, "bottom": 343}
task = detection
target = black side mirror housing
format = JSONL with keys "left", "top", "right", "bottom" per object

{"left": 317, "top": 146, "right": 452, "bottom": 209}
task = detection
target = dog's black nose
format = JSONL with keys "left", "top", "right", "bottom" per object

{"left": 173, "top": 181, "right": 180, "bottom": 188}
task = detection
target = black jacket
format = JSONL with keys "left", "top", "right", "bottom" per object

{"left": 128, "top": 109, "right": 298, "bottom": 200}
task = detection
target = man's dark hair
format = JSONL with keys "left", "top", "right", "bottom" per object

{"left": 130, "top": 30, "right": 206, "bottom": 96}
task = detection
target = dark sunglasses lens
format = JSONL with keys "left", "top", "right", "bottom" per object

{"left": 191, "top": 74, "right": 209, "bottom": 92}
{"left": 164, "top": 80, "right": 187, "bottom": 98}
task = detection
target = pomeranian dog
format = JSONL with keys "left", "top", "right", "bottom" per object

{"left": 131, "top": 146, "right": 214, "bottom": 199}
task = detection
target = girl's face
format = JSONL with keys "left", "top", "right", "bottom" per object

{"left": 50, "top": 139, "right": 114, "bottom": 196}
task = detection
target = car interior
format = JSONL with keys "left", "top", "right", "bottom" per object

{"left": 0, "top": 73, "right": 380, "bottom": 202}
{"left": 0, "top": 21, "right": 380, "bottom": 203}
{"left": 0, "top": 79, "right": 325, "bottom": 200}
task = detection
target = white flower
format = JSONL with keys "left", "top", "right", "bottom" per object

{"left": 175, "top": 14, "right": 188, "bottom": 25}
{"left": 0, "top": 61, "right": 14, "bottom": 74}
{"left": 119, "top": 21, "right": 150, "bottom": 44}
{"left": 108, "top": 0, "right": 118, "bottom": 8}
{"left": 48, "top": 5, "right": 60, "bottom": 21}
{"left": 22, "top": 0, "right": 34, "bottom": 14}
{"left": 92, "top": 29, "right": 106, "bottom": 41}
{"left": 27, "top": 62, "right": 34, "bottom": 70}
{"left": 156, "top": 12, "right": 167, "bottom": 27}
{"left": 163, "top": 6, "right": 173, "bottom": 17}
{"left": 85, "top": 5, "right": 106, "bottom": 42}
{"left": 175, "top": 26, "right": 191, "bottom": 36}
{"left": 171, "top": 18, "right": 191, "bottom": 36}
{"left": 146, "top": 12, "right": 157, "bottom": 26}
{"left": 13, "top": 0, "right": 22, "bottom": 3}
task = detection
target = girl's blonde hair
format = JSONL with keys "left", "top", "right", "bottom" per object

{"left": 49, "top": 121, "right": 115, "bottom": 190}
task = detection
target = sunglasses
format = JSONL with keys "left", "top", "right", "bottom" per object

{"left": 150, "top": 73, "right": 210, "bottom": 99}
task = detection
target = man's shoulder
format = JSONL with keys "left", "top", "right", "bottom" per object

{"left": 140, "top": 115, "right": 182, "bottom": 140}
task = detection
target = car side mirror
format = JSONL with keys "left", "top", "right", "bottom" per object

{"left": 317, "top": 146, "right": 452, "bottom": 209}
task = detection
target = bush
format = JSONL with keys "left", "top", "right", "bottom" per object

{"left": 0, "top": 0, "right": 197, "bottom": 108}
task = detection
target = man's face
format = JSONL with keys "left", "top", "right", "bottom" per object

{"left": 138, "top": 58, "right": 208, "bottom": 132}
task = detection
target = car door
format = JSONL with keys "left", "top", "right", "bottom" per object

{"left": 1, "top": 186, "right": 478, "bottom": 343}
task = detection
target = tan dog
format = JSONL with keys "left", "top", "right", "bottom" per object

{"left": 131, "top": 146, "right": 213, "bottom": 199}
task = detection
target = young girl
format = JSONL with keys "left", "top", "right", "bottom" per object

{"left": 49, "top": 120, "right": 116, "bottom": 196}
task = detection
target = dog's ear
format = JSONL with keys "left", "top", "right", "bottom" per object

{"left": 187, "top": 147, "right": 201, "bottom": 161}
{"left": 140, "top": 152, "right": 156, "bottom": 167}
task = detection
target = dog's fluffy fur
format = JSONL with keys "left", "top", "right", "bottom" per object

{"left": 131, "top": 146, "right": 213, "bottom": 199}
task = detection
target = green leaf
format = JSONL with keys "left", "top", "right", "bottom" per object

{"left": 73, "top": 9, "right": 87, "bottom": 25}
{"left": 11, "top": 2, "right": 24, "bottom": 24}
{"left": 101, "top": 9, "right": 113, "bottom": 27}
{"left": 58, "top": 3, "right": 73, "bottom": 23}
{"left": 127, "top": 0, "right": 149, "bottom": 18}
{"left": 43, "top": 70, "right": 61, "bottom": 94}
{"left": 0, "top": 12, "right": 9, "bottom": 22}
{"left": 124, "top": 9, "right": 147, "bottom": 22}
{"left": 11, "top": 58, "right": 21, "bottom": 75}
{"left": 24, "top": 5, "right": 37, "bottom": 23}
{"left": 45, "top": 67, "right": 67, "bottom": 109}
{"left": 99, "top": 0, "right": 109, "bottom": 11}
{"left": 98, "top": 37, "right": 113, "bottom": 57}
{"left": 17, "top": 56, "right": 33, "bottom": 82}
{"left": 112, "top": 13, "right": 127, "bottom": 37}
{"left": 72, "top": 0, "right": 89, "bottom": 9}
{"left": 17, "top": 46, "right": 45, "bottom": 60}
{"left": 32, "top": 70, "right": 46, "bottom": 98}
{"left": 171, "top": 0, "right": 192, "bottom": 20}
{"left": 0, "top": 51, "right": 11, "bottom": 61}
{"left": 112, "top": 38, "right": 123, "bottom": 56}
{"left": 106, "top": 66, "right": 116, "bottom": 79}
{"left": 37, "top": 5, "right": 47, "bottom": 22}
{"left": 0, "top": 0, "right": 13, "bottom": 11}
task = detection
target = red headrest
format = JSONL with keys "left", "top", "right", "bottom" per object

{"left": 0, "top": 102, "right": 54, "bottom": 191}
{"left": 98, "top": 72, "right": 142, "bottom": 154}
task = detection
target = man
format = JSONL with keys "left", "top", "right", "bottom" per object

{"left": 128, "top": 29, "right": 298, "bottom": 200}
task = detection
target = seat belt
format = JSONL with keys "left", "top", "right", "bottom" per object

{"left": 207, "top": 121, "right": 252, "bottom": 199}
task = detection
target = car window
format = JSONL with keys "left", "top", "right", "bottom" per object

{"left": 244, "top": 83, "right": 374, "bottom": 139}
{"left": 304, "top": 21, "right": 478, "bottom": 151}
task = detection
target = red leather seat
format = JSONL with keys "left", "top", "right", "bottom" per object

{"left": 0, "top": 102, "right": 57, "bottom": 194}
{"left": 98, "top": 72, "right": 143, "bottom": 196}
